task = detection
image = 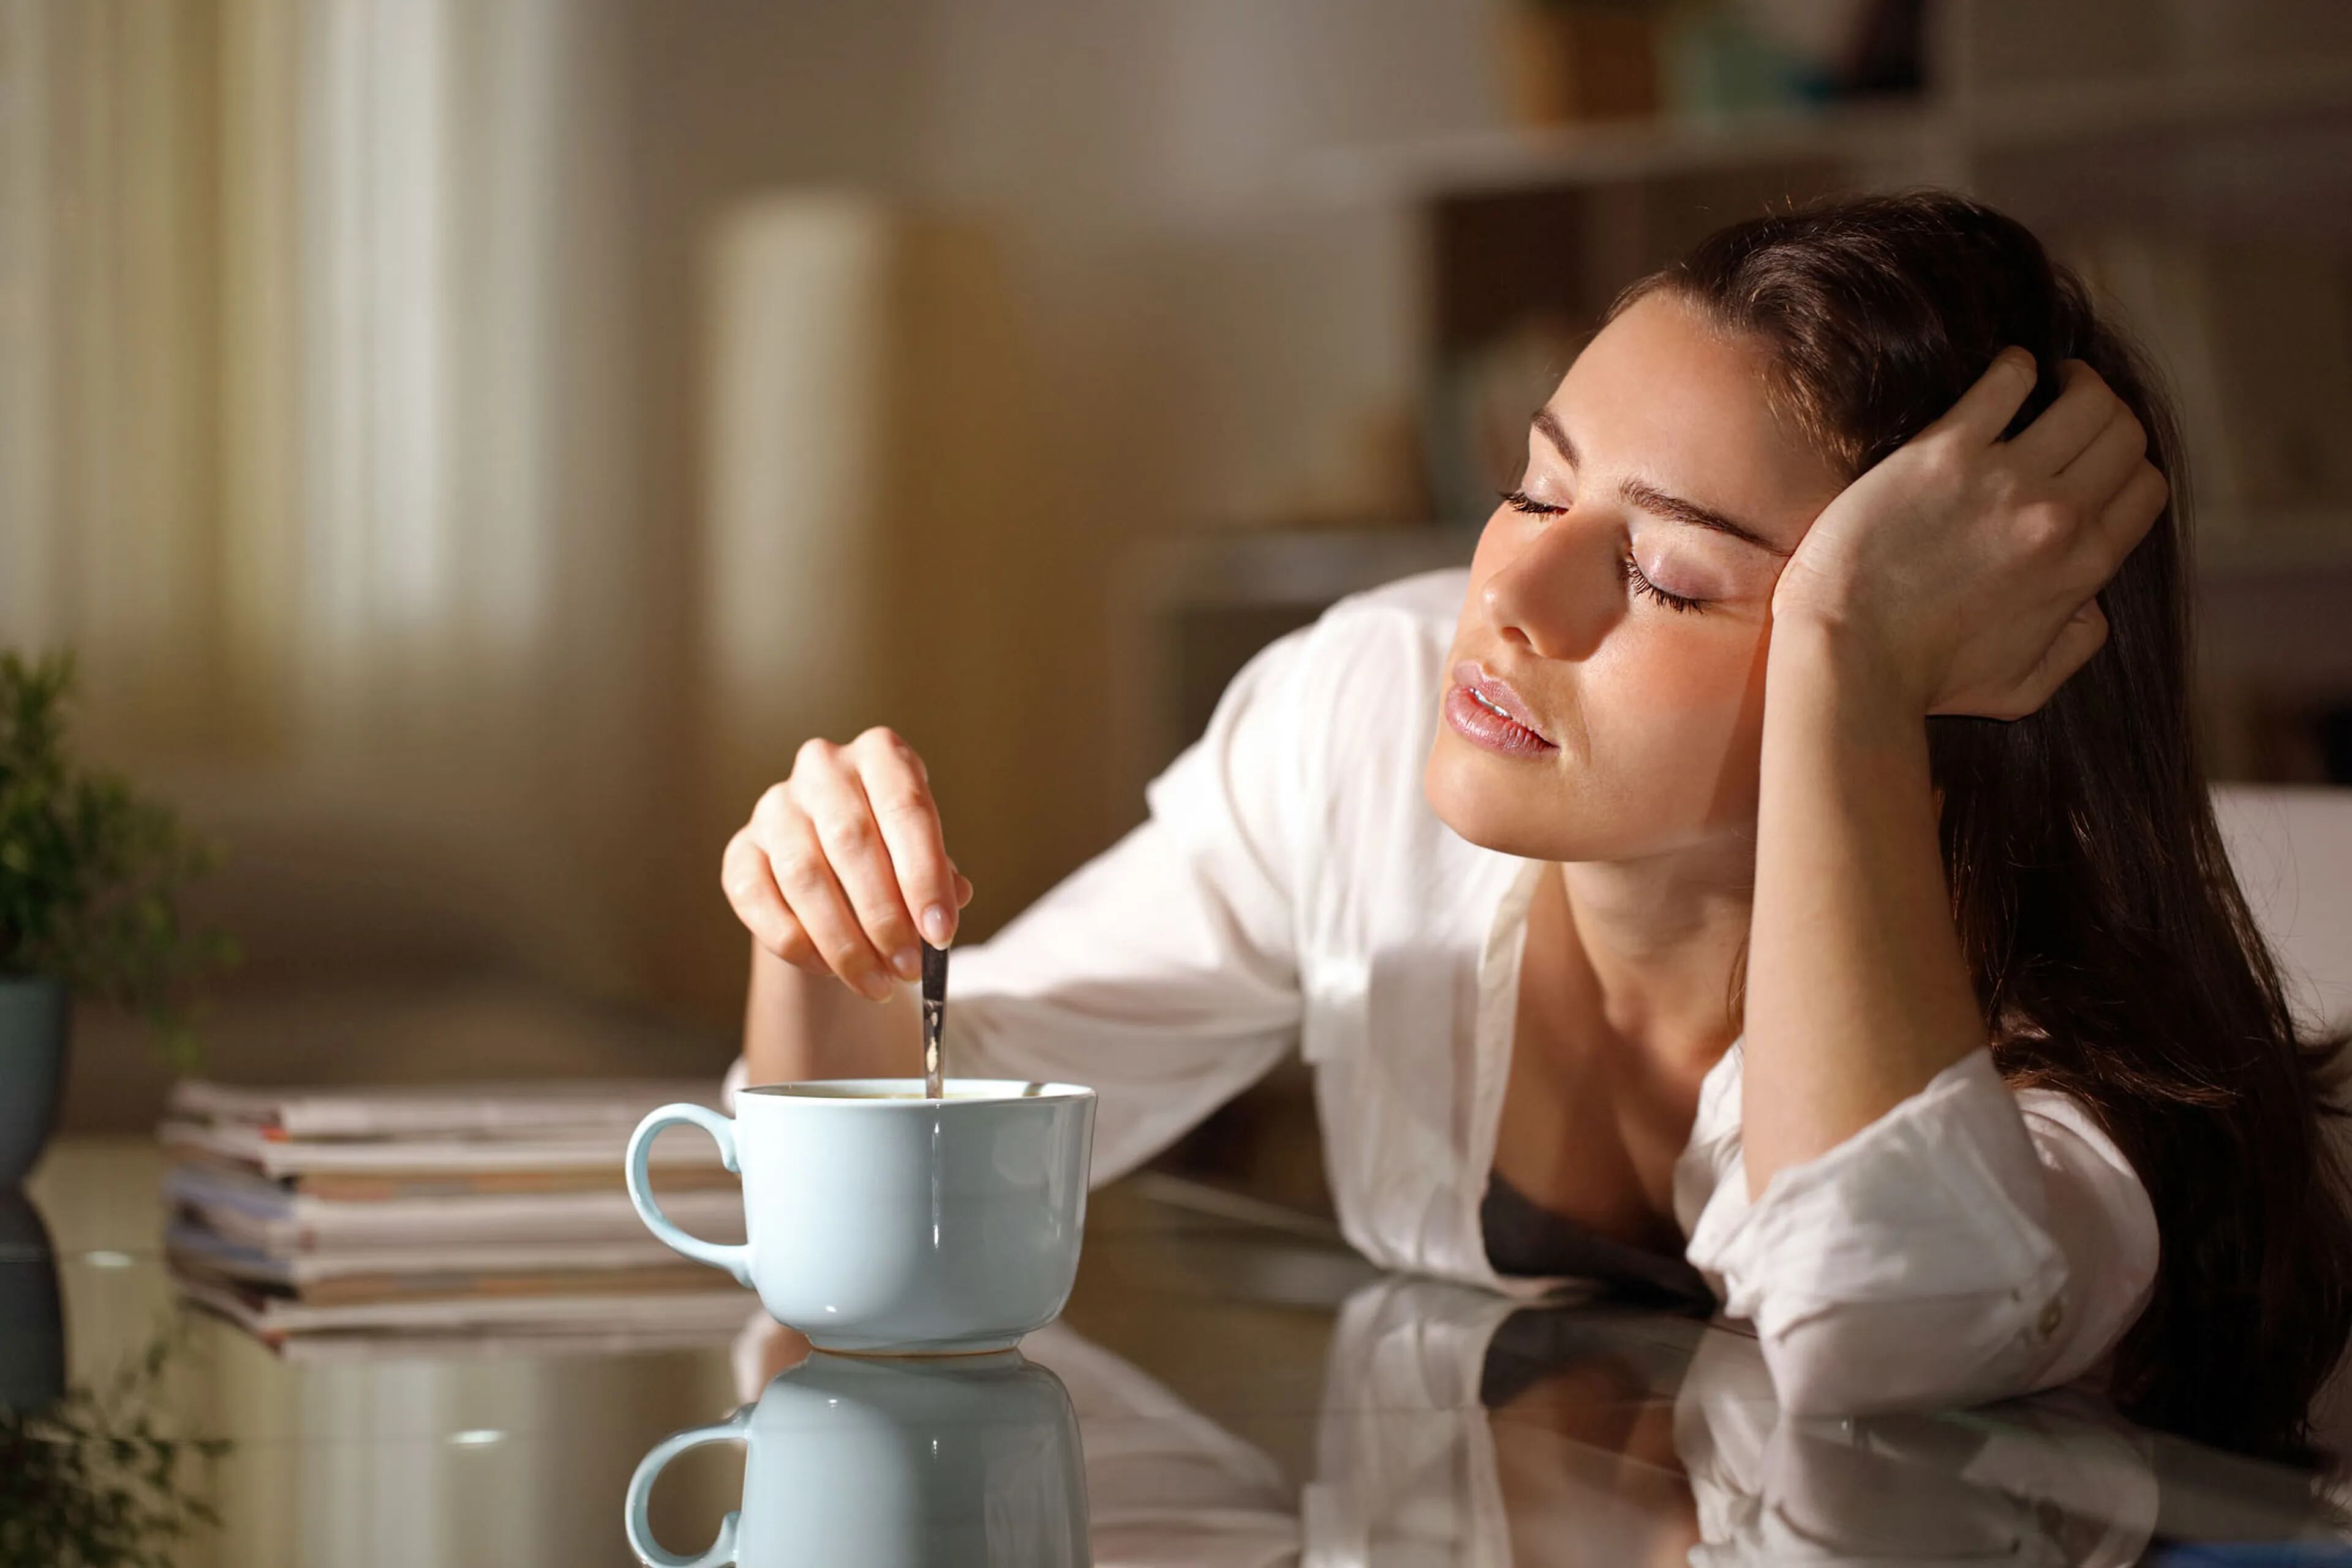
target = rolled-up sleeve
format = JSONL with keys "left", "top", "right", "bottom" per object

{"left": 728, "top": 622, "right": 1319, "bottom": 1187}
{"left": 1684, "top": 1047, "right": 2158, "bottom": 1417}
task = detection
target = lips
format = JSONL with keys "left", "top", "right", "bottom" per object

{"left": 1444, "top": 662, "right": 1559, "bottom": 758}
{"left": 1454, "top": 663, "right": 1549, "bottom": 736}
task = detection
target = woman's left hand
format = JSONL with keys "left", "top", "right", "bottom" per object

{"left": 1768, "top": 348, "right": 2170, "bottom": 719}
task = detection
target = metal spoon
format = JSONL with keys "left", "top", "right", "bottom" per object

{"left": 921, "top": 941, "right": 949, "bottom": 1099}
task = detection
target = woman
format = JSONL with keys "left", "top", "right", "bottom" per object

{"left": 718, "top": 189, "right": 2352, "bottom": 1460}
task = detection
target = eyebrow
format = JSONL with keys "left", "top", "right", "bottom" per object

{"left": 1531, "top": 409, "right": 1790, "bottom": 558}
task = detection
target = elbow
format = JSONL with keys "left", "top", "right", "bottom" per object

{"left": 1753, "top": 1282, "right": 2067, "bottom": 1420}
{"left": 1763, "top": 1328, "right": 1902, "bottom": 1420}
{"left": 1760, "top": 1315, "right": 1905, "bottom": 1420}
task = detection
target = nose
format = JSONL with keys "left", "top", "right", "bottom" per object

{"left": 1480, "top": 507, "right": 1621, "bottom": 662}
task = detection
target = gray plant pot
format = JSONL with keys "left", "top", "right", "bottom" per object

{"left": 0, "top": 974, "right": 69, "bottom": 1188}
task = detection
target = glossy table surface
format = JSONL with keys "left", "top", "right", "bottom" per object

{"left": 8, "top": 1137, "right": 2352, "bottom": 1566}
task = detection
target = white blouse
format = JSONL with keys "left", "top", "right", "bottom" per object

{"left": 725, "top": 568, "right": 2160, "bottom": 1415}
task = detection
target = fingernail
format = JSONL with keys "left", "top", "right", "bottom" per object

{"left": 891, "top": 947, "right": 921, "bottom": 981}
{"left": 859, "top": 968, "right": 894, "bottom": 1001}
{"left": 922, "top": 904, "right": 953, "bottom": 945}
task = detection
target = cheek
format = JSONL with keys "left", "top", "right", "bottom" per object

{"left": 1591, "top": 622, "right": 1763, "bottom": 728}
{"left": 1580, "top": 624, "right": 1772, "bottom": 803}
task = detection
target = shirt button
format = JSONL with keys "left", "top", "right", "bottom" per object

{"left": 2036, "top": 1296, "right": 2065, "bottom": 1340}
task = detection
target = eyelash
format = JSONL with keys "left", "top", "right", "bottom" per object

{"left": 1498, "top": 489, "right": 1708, "bottom": 615}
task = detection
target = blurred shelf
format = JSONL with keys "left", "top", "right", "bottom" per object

{"left": 1301, "top": 56, "right": 2352, "bottom": 203}
{"left": 1962, "top": 54, "right": 2352, "bottom": 152}
{"left": 1302, "top": 94, "right": 1937, "bottom": 203}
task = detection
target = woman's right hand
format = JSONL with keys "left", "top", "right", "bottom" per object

{"left": 721, "top": 728, "right": 973, "bottom": 1000}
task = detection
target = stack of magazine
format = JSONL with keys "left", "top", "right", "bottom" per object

{"left": 160, "top": 1079, "right": 754, "bottom": 1346}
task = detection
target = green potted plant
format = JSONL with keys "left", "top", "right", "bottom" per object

{"left": 0, "top": 652, "right": 233, "bottom": 1186}
{"left": 0, "top": 1321, "right": 231, "bottom": 1562}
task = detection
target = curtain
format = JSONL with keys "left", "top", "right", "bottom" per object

{"left": 0, "top": 0, "right": 660, "bottom": 994}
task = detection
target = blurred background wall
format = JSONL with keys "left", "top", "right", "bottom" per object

{"left": 5, "top": 0, "right": 2351, "bottom": 1157}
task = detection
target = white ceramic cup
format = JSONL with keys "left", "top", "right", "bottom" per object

{"left": 623, "top": 1349, "right": 1091, "bottom": 1567}
{"left": 624, "top": 1079, "right": 1096, "bottom": 1355}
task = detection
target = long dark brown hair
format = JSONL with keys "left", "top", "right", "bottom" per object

{"left": 1608, "top": 188, "right": 2352, "bottom": 1462}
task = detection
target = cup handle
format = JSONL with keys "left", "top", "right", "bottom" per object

{"left": 623, "top": 1406, "right": 752, "bottom": 1568}
{"left": 625, "top": 1104, "right": 753, "bottom": 1287}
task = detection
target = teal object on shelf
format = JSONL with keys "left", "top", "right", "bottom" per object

{"left": 1661, "top": 7, "right": 1833, "bottom": 119}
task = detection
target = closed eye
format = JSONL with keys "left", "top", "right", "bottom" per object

{"left": 1499, "top": 489, "right": 1710, "bottom": 615}
{"left": 1620, "top": 554, "right": 1705, "bottom": 614}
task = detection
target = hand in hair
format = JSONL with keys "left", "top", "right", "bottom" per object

{"left": 1766, "top": 347, "right": 2168, "bottom": 720}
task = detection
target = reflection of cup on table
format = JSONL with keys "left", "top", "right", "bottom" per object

{"left": 624, "top": 1349, "right": 1091, "bottom": 1567}
{"left": 624, "top": 1079, "right": 1096, "bottom": 1355}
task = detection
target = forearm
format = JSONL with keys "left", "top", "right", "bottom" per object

{"left": 742, "top": 938, "right": 922, "bottom": 1085}
{"left": 1740, "top": 618, "right": 1988, "bottom": 1198}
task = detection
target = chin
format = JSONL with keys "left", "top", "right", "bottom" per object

{"left": 1425, "top": 733, "right": 1705, "bottom": 864}
{"left": 1423, "top": 734, "right": 1583, "bottom": 862}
